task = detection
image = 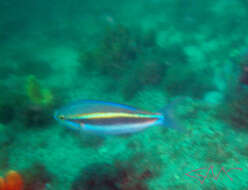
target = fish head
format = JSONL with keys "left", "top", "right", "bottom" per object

{"left": 54, "top": 113, "right": 66, "bottom": 121}
{"left": 54, "top": 109, "right": 82, "bottom": 130}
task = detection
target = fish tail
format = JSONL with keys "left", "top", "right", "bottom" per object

{"left": 160, "top": 97, "right": 185, "bottom": 132}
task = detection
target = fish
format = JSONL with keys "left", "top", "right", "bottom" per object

{"left": 54, "top": 100, "right": 182, "bottom": 135}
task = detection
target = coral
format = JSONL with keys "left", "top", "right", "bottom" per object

{"left": 79, "top": 25, "right": 169, "bottom": 100}
{"left": 0, "top": 75, "right": 59, "bottom": 128}
{"left": 219, "top": 90, "right": 248, "bottom": 131}
{"left": 19, "top": 75, "right": 56, "bottom": 127}
{"left": 25, "top": 75, "right": 53, "bottom": 107}
{"left": 0, "top": 177, "right": 5, "bottom": 190}
{"left": 5, "top": 171, "right": 24, "bottom": 190}
{"left": 114, "top": 161, "right": 152, "bottom": 190}
{"left": 238, "top": 51, "right": 248, "bottom": 86}
{"left": 71, "top": 161, "right": 154, "bottom": 190}
{"left": 0, "top": 85, "right": 53, "bottom": 128}
{"left": 0, "top": 170, "right": 24, "bottom": 190}
{"left": 23, "top": 163, "right": 52, "bottom": 190}
{"left": 164, "top": 64, "right": 216, "bottom": 98}
{"left": 137, "top": 60, "right": 166, "bottom": 86}
{"left": 122, "top": 56, "right": 167, "bottom": 100}
{"left": 79, "top": 24, "right": 138, "bottom": 78}
{"left": 240, "top": 64, "right": 248, "bottom": 86}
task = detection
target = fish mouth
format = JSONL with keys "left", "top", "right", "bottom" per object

{"left": 54, "top": 110, "right": 60, "bottom": 121}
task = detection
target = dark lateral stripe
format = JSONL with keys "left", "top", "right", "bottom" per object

{"left": 69, "top": 117, "right": 158, "bottom": 126}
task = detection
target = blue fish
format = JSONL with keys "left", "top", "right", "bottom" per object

{"left": 54, "top": 100, "right": 182, "bottom": 135}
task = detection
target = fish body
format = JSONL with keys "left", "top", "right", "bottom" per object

{"left": 54, "top": 100, "right": 180, "bottom": 135}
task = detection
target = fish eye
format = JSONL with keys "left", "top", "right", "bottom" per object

{"left": 59, "top": 115, "right": 65, "bottom": 120}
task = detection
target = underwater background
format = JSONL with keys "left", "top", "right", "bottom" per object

{"left": 1, "top": 0, "right": 248, "bottom": 189}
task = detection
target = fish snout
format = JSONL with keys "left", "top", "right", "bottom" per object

{"left": 54, "top": 111, "right": 65, "bottom": 121}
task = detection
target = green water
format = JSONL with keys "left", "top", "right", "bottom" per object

{"left": 0, "top": 0, "right": 248, "bottom": 189}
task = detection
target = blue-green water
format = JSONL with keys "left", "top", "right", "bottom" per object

{"left": 0, "top": 0, "right": 248, "bottom": 189}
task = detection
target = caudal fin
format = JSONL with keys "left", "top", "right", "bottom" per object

{"left": 160, "top": 97, "right": 185, "bottom": 132}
